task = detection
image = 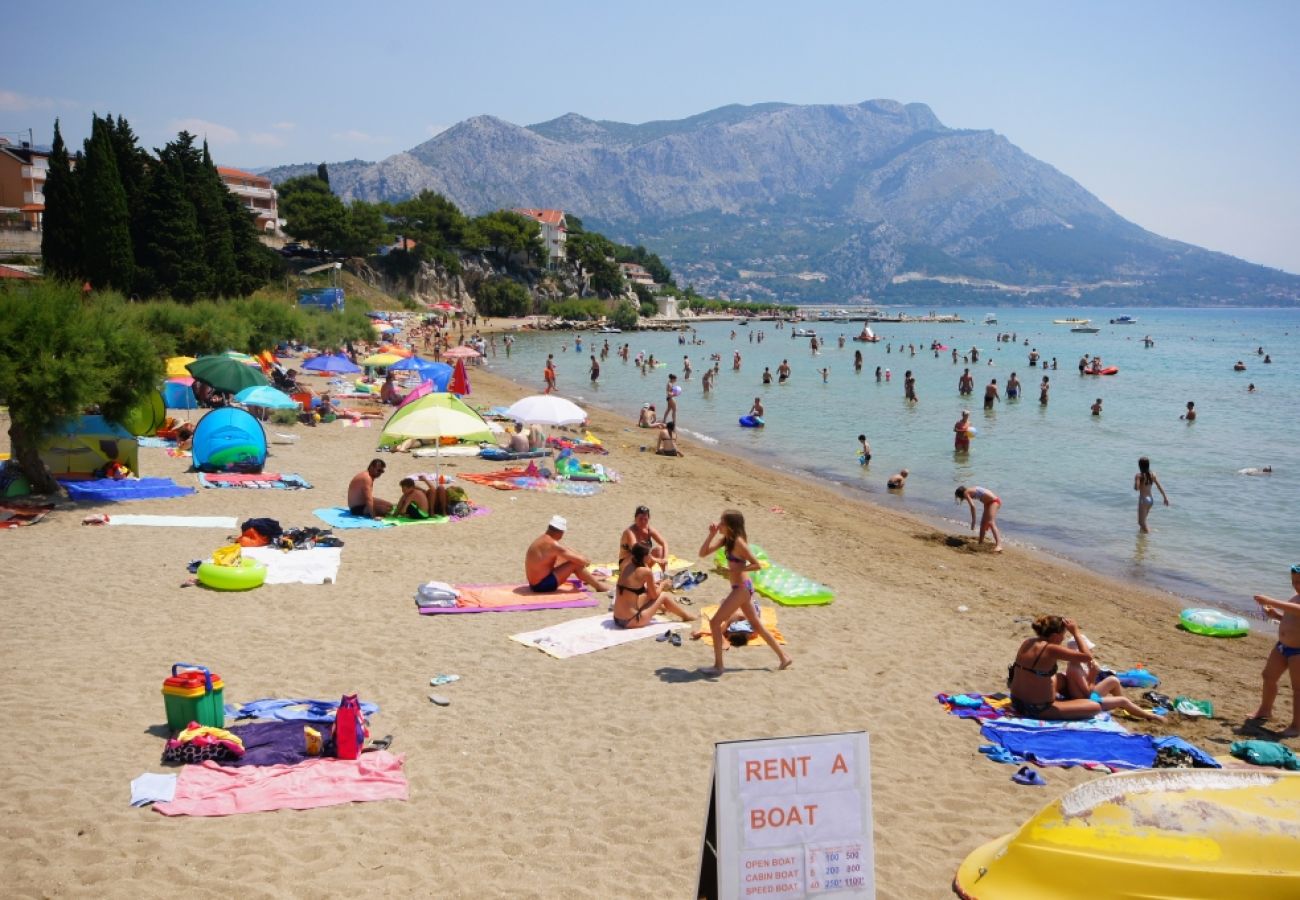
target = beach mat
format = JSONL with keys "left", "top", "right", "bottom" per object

{"left": 457, "top": 469, "right": 599, "bottom": 496}
{"left": 418, "top": 580, "right": 595, "bottom": 615}
{"left": 107, "top": 514, "right": 237, "bottom": 528}
{"left": 199, "top": 472, "right": 313, "bottom": 490}
{"left": 0, "top": 503, "right": 53, "bottom": 528}
{"left": 591, "top": 555, "right": 694, "bottom": 577}
{"left": 242, "top": 547, "right": 342, "bottom": 584}
{"left": 511, "top": 613, "right": 689, "bottom": 659}
{"left": 313, "top": 506, "right": 488, "bottom": 529}
{"left": 697, "top": 603, "right": 785, "bottom": 646}
{"left": 60, "top": 477, "right": 194, "bottom": 503}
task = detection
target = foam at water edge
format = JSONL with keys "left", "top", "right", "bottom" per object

{"left": 682, "top": 429, "right": 718, "bottom": 444}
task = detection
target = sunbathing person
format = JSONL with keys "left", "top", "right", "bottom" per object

{"left": 655, "top": 421, "right": 684, "bottom": 457}
{"left": 1009, "top": 616, "right": 1159, "bottom": 721}
{"left": 347, "top": 459, "right": 393, "bottom": 518}
{"left": 619, "top": 504, "right": 669, "bottom": 573}
{"left": 507, "top": 423, "right": 530, "bottom": 453}
{"left": 613, "top": 543, "right": 696, "bottom": 629}
{"left": 524, "top": 515, "right": 613, "bottom": 593}
{"left": 395, "top": 477, "right": 449, "bottom": 519}
{"left": 638, "top": 404, "right": 659, "bottom": 428}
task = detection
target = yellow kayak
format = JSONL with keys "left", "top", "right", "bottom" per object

{"left": 954, "top": 769, "right": 1300, "bottom": 899}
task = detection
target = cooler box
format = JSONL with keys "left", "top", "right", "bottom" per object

{"left": 162, "top": 663, "right": 225, "bottom": 732}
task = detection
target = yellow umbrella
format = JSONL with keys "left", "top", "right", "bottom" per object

{"left": 165, "top": 356, "right": 197, "bottom": 378}
{"left": 363, "top": 352, "right": 404, "bottom": 367}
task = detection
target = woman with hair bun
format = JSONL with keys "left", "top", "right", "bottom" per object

{"left": 1008, "top": 616, "right": 1160, "bottom": 721}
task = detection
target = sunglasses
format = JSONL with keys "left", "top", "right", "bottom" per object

{"left": 635, "top": 507, "right": 650, "bottom": 516}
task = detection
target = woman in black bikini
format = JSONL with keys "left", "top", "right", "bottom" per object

{"left": 612, "top": 543, "right": 695, "bottom": 630}
{"left": 698, "top": 510, "right": 792, "bottom": 675}
{"left": 1010, "top": 616, "right": 1159, "bottom": 721}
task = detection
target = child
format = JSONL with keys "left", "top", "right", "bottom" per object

{"left": 1091, "top": 398, "right": 1103, "bottom": 416}
{"left": 1250, "top": 564, "right": 1300, "bottom": 737}
{"left": 886, "top": 468, "right": 908, "bottom": 489}
{"left": 821, "top": 368, "right": 829, "bottom": 383}
{"left": 858, "top": 434, "right": 871, "bottom": 466}
{"left": 1181, "top": 400, "right": 1197, "bottom": 421}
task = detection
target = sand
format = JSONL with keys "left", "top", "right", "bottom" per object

{"left": 0, "top": 363, "right": 1286, "bottom": 898}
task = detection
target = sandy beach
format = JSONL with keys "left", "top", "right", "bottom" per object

{"left": 0, "top": 362, "right": 1285, "bottom": 899}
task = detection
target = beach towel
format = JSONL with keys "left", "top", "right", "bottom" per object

{"left": 979, "top": 722, "right": 1219, "bottom": 771}
{"left": 510, "top": 613, "right": 689, "bottom": 659}
{"left": 223, "top": 721, "right": 318, "bottom": 768}
{"left": 696, "top": 603, "right": 786, "bottom": 646}
{"left": 412, "top": 444, "right": 482, "bottom": 458}
{"left": 418, "top": 581, "right": 596, "bottom": 615}
{"left": 591, "top": 555, "right": 695, "bottom": 577}
{"left": 458, "top": 471, "right": 598, "bottom": 496}
{"left": 153, "top": 751, "right": 408, "bottom": 816}
{"left": 136, "top": 436, "right": 178, "bottom": 449}
{"left": 242, "top": 547, "right": 342, "bottom": 584}
{"left": 0, "top": 503, "right": 53, "bottom": 528}
{"left": 60, "top": 477, "right": 194, "bottom": 502}
{"left": 230, "top": 698, "right": 380, "bottom": 723}
{"left": 199, "top": 472, "right": 313, "bottom": 490}
{"left": 107, "top": 514, "right": 237, "bottom": 528}
{"left": 313, "top": 506, "right": 489, "bottom": 530}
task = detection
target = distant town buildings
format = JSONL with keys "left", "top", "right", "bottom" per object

{"left": 0, "top": 137, "right": 50, "bottom": 230}
{"left": 511, "top": 207, "right": 567, "bottom": 266}
{"left": 216, "top": 166, "right": 281, "bottom": 234}
{"left": 619, "top": 261, "right": 656, "bottom": 288}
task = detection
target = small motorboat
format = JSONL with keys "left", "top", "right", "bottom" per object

{"left": 597, "top": 326, "right": 622, "bottom": 334}
{"left": 1071, "top": 326, "right": 1101, "bottom": 333}
{"left": 852, "top": 326, "right": 879, "bottom": 343}
{"left": 792, "top": 328, "right": 818, "bottom": 338}
{"left": 984, "top": 313, "right": 997, "bottom": 325}
{"left": 1054, "top": 317, "right": 1091, "bottom": 325}
{"left": 953, "top": 768, "right": 1300, "bottom": 899}
{"left": 1110, "top": 315, "right": 1138, "bottom": 325}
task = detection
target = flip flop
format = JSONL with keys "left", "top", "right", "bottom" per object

{"left": 430, "top": 674, "right": 461, "bottom": 686}
{"left": 670, "top": 631, "right": 683, "bottom": 647}
{"left": 428, "top": 694, "right": 451, "bottom": 707}
{"left": 656, "top": 629, "right": 672, "bottom": 642}
{"left": 1011, "top": 766, "right": 1046, "bottom": 786}
{"left": 366, "top": 734, "right": 394, "bottom": 751}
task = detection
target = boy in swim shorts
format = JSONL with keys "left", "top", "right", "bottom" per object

{"left": 1249, "top": 564, "right": 1300, "bottom": 737}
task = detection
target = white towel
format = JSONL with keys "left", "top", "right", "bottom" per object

{"left": 130, "top": 773, "right": 177, "bottom": 807}
{"left": 108, "top": 515, "right": 237, "bottom": 528}
{"left": 242, "top": 547, "right": 342, "bottom": 584}
{"left": 511, "top": 614, "right": 688, "bottom": 659}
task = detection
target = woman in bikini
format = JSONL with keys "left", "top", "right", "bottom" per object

{"left": 1134, "top": 456, "right": 1169, "bottom": 534}
{"left": 612, "top": 543, "right": 695, "bottom": 630}
{"left": 1010, "top": 616, "right": 1160, "bottom": 721}
{"left": 955, "top": 485, "right": 1004, "bottom": 552}
{"left": 698, "top": 510, "right": 792, "bottom": 675}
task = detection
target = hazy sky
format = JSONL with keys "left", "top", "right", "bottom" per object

{"left": 4, "top": 1, "right": 1297, "bottom": 273}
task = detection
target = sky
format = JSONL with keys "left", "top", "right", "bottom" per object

{"left": 4, "top": 1, "right": 1298, "bottom": 273}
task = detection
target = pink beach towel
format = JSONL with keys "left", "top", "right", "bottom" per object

{"left": 153, "top": 751, "right": 408, "bottom": 816}
{"left": 419, "top": 580, "right": 596, "bottom": 615}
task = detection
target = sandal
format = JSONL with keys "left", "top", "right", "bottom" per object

{"left": 656, "top": 629, "right": 673, "bottom": 642}
{"left": 365, "top": 734, "right": 394, "bottom": 752}
{"left": 669, "top": 631, "right": 683, "bottom": 647}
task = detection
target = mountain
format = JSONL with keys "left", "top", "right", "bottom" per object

{"left": 263, "top": 101, "right": 1300, "bottom": 306}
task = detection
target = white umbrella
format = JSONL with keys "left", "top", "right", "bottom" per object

{"left": 505, "top": 395, "right": 587, "bottom": 426}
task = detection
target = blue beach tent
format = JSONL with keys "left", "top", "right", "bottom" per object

{"left": 191, "top": 408, "right": 267, "bottom": 472}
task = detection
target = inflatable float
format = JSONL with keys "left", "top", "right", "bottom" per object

{"left": 953, "top": 768, "right": 1300, "bottom": 899}
{"left": 738, "top": 415, "right": 764, "bottom": 428}
{"left": 1084, "top": 366, "right": 1120, "bottom": 376}
{"left": 197, "top": 558, "right": 267, "bottom": 591}
{"left": 752, "top": 565, "right": 834, "bottom": 606}
{"left": 1180, "top": 607, "right": 1249, "bottom": 637}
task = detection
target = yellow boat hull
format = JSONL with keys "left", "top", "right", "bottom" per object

{"left": 953, "top": 769, "right": 1300, "bottom": 899}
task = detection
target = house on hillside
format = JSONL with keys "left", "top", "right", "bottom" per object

{"left": 619, "top": 262, "right": 657, "bottom": 289}
{"left": 0, "top": 137, "right": 50, "bottom": 230}
{"left": 217, "top": 166, "right": 281, "bottom": 234}
{"left": 512, "top": 207, "right": 566, "bottom": 267}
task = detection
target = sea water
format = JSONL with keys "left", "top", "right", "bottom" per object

{"left": 481, "top": 308, "right": 1297, "bottom": 612}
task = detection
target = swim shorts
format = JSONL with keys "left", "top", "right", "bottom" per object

{"left": 349, "top": 504, "right": 368, "bottom": 516}
{"left": 1276, "top": 642, "right": 1300, "bottom": 659}
{"left": 529, "top": 572, "right": 560, "bottom": 593}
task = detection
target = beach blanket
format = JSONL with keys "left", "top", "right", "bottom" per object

{"left": 107, "top": 514, "right": 237, "bottom": 528}
{"left": 60, "top": 477, "right": 195, "bottom": 502}
{"left": 458, "top": 471, "right": 598, "bottom": 496}
{"left": 242, "top": 547, "right": 342, "bottom": 584}
{"left": 136, "top": 436, "right": 178, "bottom": 449}
{"left": 510, "top": 613, "right": 689, "bottom": 659}
{"left": 419, "top": 581, "right": 596, "bottom": 615}
{"left": 0, "top": 503, "right": 53, "bottom": 528}
{"left": 412, "top": 445, "right": 483, "bottom": 458}
{"left": 230, "top": 698, "right": 380, "bottom": 723}
{"left": 313, "top": 506, "right": 489, "bottom": 530}
{"left": 153, "top": 751, "right": 408, "bottom": 816}
{"left": 223, "top": 721, "right": 318, "bottom": 768}
{"left": 697, "top": 603, "right": 786, "bottom": 647}
{"left": 199, "top": 472, "right": 313, "bottom": 490}
{"left": 479, "top": 447, "right": 551, "bottom": 461}
{"left": 591, "top": 555, "right": 695, "bottom": 578}
{"left": 980, "top": 722, "right": 1219, "bottom": 771}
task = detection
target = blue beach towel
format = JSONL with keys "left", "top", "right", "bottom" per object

{"left": 313, "top": 507, "right": 394, "bottom": 530}
{"left": 60, "top": 477, "right": 195, "bottom": 503}
{"left": 980, "top": 722, "right": 1220, "bottom": 771}
{"left": 229, "top": 697, "right": 381, "bottom": 723}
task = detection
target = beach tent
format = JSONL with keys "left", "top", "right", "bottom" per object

{"left": 115, "top": 390, "right": 167, "bottom": 436}
{"left": 163, "top": 380, "right": 200, "bottom": 410}
{"left": 37, "top": 415, "right": 140, "bottom": 477}
{"left": 191, "top": 408, "right": 267, "bottom": 472}
{"left": 378, "top": 392, "right": 493, "bottom": 448}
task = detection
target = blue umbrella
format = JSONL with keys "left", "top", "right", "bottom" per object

{"left": 235, "top": 385, "right": 299, "bottom": 409}
{"left": 392, "top": 359, "right": 452, "bottom": 391}
{"left": 302, "top": 353, "right": 362, "bottom": 374}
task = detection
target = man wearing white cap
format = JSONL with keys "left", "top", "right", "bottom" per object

{"left": 524, "top": 515, "right": 613, "bottom": 594}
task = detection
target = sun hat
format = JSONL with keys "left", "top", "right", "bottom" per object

{"left": 548, "top": 515, "right": 568, "bottom": 532}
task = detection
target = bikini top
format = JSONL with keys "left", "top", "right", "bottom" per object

{"left": 617, "top": 561, "right": 647, "bottom": 596}
{"left": 1012, "top": 642, "right": 1057, "bottom": 679}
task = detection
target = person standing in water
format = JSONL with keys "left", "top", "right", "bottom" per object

{"left": 1039, "top": 375, "right": 1050, "bottom": 406}
{"left": 1181, "top": 401, "right": 1197, "bottom": 422}
{"left": 953, "top": 410, "right": 972, "bottom": 453}
{"left": 1134, "top": 456, "right": 1169, "bottom": 534}
{"left": 904, "top": 370, "right": 918, "bottom": 403}
{"left": 1006, "top": 372, "right": 1021, "bottom": 399}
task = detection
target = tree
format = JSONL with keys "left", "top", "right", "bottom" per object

{"left": 317, "top": 162, "right": 330, "bottom": 186}
{"left": 134, "top": 152, "right": 206, "bottom": 301}
{"left": 40, "top": 120, "right": 82, "bottom": 280}
{"left": 474, "top": 277, "right": 532, "bottom": 317}
{"left": 610, "top": 299, "right": 639, "bottom": 331}
{"left": 0, "top": 283, "right": 161, "bottom": 493}
{"left": 196, "top": 140, "right": 238, "bottom": 296}
{"left": 341, "top": 201, "right": 388, "bottom": 257}
{"left": 80, "top": 115, "right": 135, "bottom": 293}
{"left": 279, "top": 175, "right": 349, "bottom": 251}
{"left": 470, "top": 210, "right": 544, "bottom": 266}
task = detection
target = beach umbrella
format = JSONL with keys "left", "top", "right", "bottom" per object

{"left": 441, "top": 345, "right": 481, "bottom": 360}
{"left": 234, "top": 385, "right": 299, "bottom": 410}
{"left": 302, "top": 353, "right": 361, "bottom": 375}
{"left": 165, "top": 356, "right": 196, "bottom": 378}
{"left": 223, "top": 350, "right": 262, "bottom": 366}
{"left": 397, "top": 380, "right": 435, "bottom": 409}
{"left": 363, "top": 352, "right": 404, "bottom": 368}
{"left": 449, "top": 358, "right": 471, "bottom": 396}
{"left": 377, "top": 343, "right": 412, "bottom": 356}
{"left": 505, "top": 394, "right": 586, "bottom": 426}
{"left": 388, "top": 354, "right": 436, "bottom": 372}
{"left": 187, "top": 355, "right": 270, "bottom": 395}
{"left": 380, "top": 392, "right": 494, "bottom": 476}
{"left": 163, "top": 379, "right": 199, "bottom": 410}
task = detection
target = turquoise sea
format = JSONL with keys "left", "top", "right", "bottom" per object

{"left": 481, "top": 308, "right": 1297, "bottom": 612}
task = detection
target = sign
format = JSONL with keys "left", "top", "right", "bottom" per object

{"left": 698, "top": 732, "right": 874, "bottom": 899}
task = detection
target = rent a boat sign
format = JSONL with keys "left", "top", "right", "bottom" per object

{"left": 698, "top": 731, "right": 875, "bottom": 898}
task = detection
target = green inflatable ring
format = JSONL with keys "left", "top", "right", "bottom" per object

{"left": 1180, "top": 607, "right": 1249, "bottom": 638}
{"left": 197, "top": 558, "right": 267, "bottom": 591}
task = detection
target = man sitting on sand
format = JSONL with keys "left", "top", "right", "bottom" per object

{"left": 347, "top": 459, "right": 393, "bottom": 519}
{"left": 637, "top": 404, "right": 659, "bottom": 428}
{"left": 507, "top": 423, "right": 530, "bottom": 453}
{"left": 395, "top": 476, "right": 449, "bottom": 519}
{"left": 524, "top": 515, "right": 613, "bottom": 594}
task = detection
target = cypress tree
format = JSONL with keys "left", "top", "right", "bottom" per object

{"left": 40, "top": 119, "right": 83, "bottom": 281}
{"left": 197, "top": 141, "right": 238, "bottom": 297}
{"left": 80, "top": 115, "right": 135, "bottom": 293}
{"left": 317, "top": 162, "right": 329, "bottom": 187}
{"left": 135, "top": 152, "right": 206, "bottom": 301}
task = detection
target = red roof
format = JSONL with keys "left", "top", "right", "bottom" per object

{"left": 0, "top": 265, "right": 37, "bottom": 280}
{"left": 513, "top": 207, "right": 566, "bottom": 227}
{"left": 217, "top": 166, "right": 271, "bottom": 186}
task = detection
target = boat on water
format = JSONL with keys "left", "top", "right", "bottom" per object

{"left": 597, "top": 326, "right": 622, "bottom": 334}
{"left": 1053, "top": 317, "right": 1091, "bottom": 325}
{"left": 953, "top": 768, "right": 1300, "bottom": 899}
{"left": 1071, "top": 326, "right": 1101, "bottom": 333}
{"left": 983, "top": 313, "right": 997, "bottom": 325}
{"left": 1110, "top": 315, "right": 1138, "bottom": 325}
{"left": 792, "top": 328, "right": 818, "bottom": 338}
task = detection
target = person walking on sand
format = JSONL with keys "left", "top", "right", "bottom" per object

{"left": 698, "top": 510, "right": 792, "bottom": 675}
{"left": 1134, "top": 456, "right": 1169, "bottom": 533}
{"left": 956, "top": 485, "right": 1003, "bottom": 552}
{"left": 1248, "top": 564, "right": 1300, "bottom": 738}
{"left": 664, "top": 373, "right": 680, "bottom": 425}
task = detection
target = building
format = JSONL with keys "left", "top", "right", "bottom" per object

{"left": 0, "top": 138, "right": 50, "bottom": 230}
{"left": 217, "top": 166, "right": 280, "bottom": 234}
{"left": 511, "top": 207, "right": 566, "bottom": 266}
{"left": 619, "top": 262, "right": 657, "bottom": 288}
